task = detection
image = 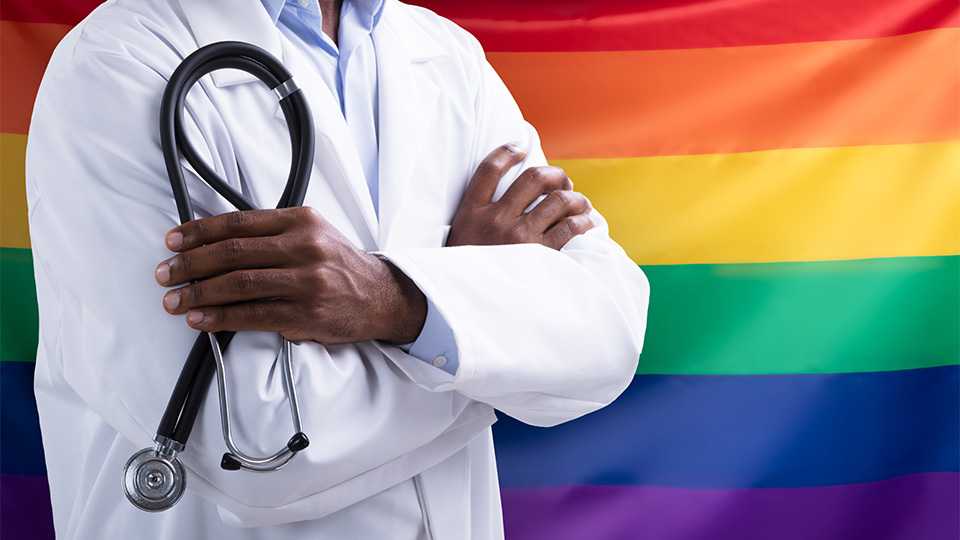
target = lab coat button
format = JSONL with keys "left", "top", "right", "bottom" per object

{"left": 432, "top": 355, "right": 448, "bottom": 368}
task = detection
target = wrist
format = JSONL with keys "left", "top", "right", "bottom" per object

{"left": 369, "top": 254, "right": 427, "bottom": 344}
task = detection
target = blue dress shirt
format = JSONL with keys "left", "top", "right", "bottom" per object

{"left": 260, "top": 0, "right": 459, "bottom": 374}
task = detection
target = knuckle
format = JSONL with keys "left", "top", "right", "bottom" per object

{"left": 186, "top": 283, "right": 204, "bottom": 304}
{"left": 498, "top": 143, "right": 517, "bottom": 155}
{"left": 528, "top": 166, "right": 548, "bottom": 185}
{"left": 247, "top": 302, "right": 269, "bottom": 321}
{"left": 303, "top": 235, "right": 327, "bottom": 258}
{"left": 475, "top": 160, "right": 499, "bottom": 179}
{"left": 234, "top": 271, "right": 259, "bottom": 291}
{"left": 175, "top": 253, "right": 193, "bottom": 276}
{"left": 304, "top": 301, "right": 323, "bottom": 319}
{"left": 220, "top": 238, "right": 244, "bottom": 261}
{"left": 187, "top": 221, "right": 206, "bottom": 242}
{"left": 567, "top": 216, "right": 591, "bottom": 235}
{"left": 526, "top": 166, "right": 559, "bottom": 189}
{"left": 541, "top": 166, "right": 566, "bottom": 188}
{"left": 507, "top": 225, "right": 529, "bottom": 244}
{"left": 550, "top": 189, "right": 573, "bottom": 208}
{"left": 225, "top": 211, "right": 248, "bottom": 230}
{"left": 295, "top": 206, "right": 323, "bottom": 224}
{"left": 567, "top": 191, "right": 589, "bottom": 211}
{"left": 197, "top": 310, "right": 218, "bottom": 329}
{"left": 306, "top": 266, "right": 327, "bottom": 289}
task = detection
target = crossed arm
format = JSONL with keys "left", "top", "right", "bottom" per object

{"left": 154, "top": 144, "right": 594, "bottom": 346}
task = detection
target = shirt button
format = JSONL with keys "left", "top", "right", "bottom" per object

{"left": 432, "top": 355, "right": 448, "bottom": 369}
{"left": 298, "top": 0, "right": 309, "bottom": 7}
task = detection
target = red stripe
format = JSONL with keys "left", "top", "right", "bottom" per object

{"left": 410, "top": 0, "right": 960, "bottom": 51}
{"left": 4, "top": 1, "right": 958, "bottom": 51}
{"left": 0, "top": 0, "right": 102, "bottom": 25}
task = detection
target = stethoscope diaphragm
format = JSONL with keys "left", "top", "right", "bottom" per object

{"left": 123, "top": 447, "right": 186, "bottom": 512}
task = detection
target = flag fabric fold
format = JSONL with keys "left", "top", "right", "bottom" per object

{"left": 1, "top": 1, "right": 957, "bottom": 539}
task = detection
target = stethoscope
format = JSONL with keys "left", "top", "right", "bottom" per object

{"left": 123, "top": 42, "right": 315, "bottom": 512}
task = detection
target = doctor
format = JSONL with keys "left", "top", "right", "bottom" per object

{"left": 26, "top": 0, "right": 649, "bottom": 539}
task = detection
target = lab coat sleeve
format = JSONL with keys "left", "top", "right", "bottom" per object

{"left": 376, "top": 36, "right": 650, "bottom": 427}
{"left": 25, "top": 39, "right": 494, "bottom": 526}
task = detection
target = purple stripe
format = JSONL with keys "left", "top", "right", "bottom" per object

{"left": 1, "top": 475, "right": 55, "bottom": 540}
{"left": 1, "top": 474, "right": 956, "bottom": 538}
{"left": 502, "top": 473, "right": 960, "bottom": 540}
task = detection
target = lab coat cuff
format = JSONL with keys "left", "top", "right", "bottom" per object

{"left": 375, "top": 252, "right": 460, "bottom": 375}
{"left": 371, "top": 248, "right": 474, "bottom": 391}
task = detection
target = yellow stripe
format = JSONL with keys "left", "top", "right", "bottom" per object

{"left": 1, "top": 134, "right": 28, "bottom": 249}
{"left": 559, "top": 141, "right": 960, "bottom": 265}
{"left": 6, "top": 133, "right": 959, "bottom": 263}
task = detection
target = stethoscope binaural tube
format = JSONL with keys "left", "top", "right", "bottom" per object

{"left": 123, "top": 41, "right": 314, "bottom": 513}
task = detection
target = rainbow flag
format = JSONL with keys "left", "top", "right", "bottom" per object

{"left": 2, "top": 1, "right": 958, "bottom": 538}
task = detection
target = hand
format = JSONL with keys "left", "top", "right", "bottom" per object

{"left": 155, "top": 207, "right": 426, "bottom": 344}
{"left": 446, "top": 144, "right": 594, "bottom": 248}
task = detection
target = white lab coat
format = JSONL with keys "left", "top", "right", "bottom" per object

{"left": 25, "top": 1, "right": 649, "bottom": 538}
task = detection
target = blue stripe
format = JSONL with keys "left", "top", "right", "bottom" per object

{"left": 4, "top": 362, "right": 958, "bottom": 487}
{"left": 493, "top": 366, "right": 960, "bottom": 488}
{"left": 1, "top": 362, "right": 46, "bottom": 475}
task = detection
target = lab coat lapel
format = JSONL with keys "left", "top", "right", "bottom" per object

{"left": 177, "top": 0, "right": 283, "bottom": 87}
{"left": 280, "top": 48, "right": 381, "bottom": 248}
{"left": 373, "top": 5, "right": 446, "bottom": 247}
{"left": 177, "top": 0, "right": 380, "bottom": 248}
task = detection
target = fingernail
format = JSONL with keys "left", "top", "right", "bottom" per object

{"left": 163, "top": 290, "right": 181, "bottom": 311}
{"left": 505, "top": 143, "right": 523, "bottom": 154}
{"left": 155, "top": 263, "right": 171, "bottom": 284}
{"left": 187, "top": 311, "right": 205, "bottom": 325}
{"left": 166, "top": 231, "right": 183, "bottom": 250}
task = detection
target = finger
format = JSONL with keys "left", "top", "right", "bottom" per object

{"left": 162, "top": 269, "right": 296, "bottom": 314}
{"left": 460, "top": 144, "right": 527, "bottom": 207}
{"left": 524, "top": 190, "right": 591, "bottom": 233}
{"left": 157, "top": 236, "right": 292, "bottom": 285}
{"left": 500, "top": 166, "right": 573, "bottom": 216}
{"left": 542, "top": 213, "right": 595, "bottom": 250}
{"left": 184, "top": 300, "right": 295, "bottom": 334}
{"left": 166, "top": 208, "right": 303, "bottom": 252}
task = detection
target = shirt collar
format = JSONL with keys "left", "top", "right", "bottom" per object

{"left": 260, "top": 0, "right": 286, "bottom": 23}
{"left": 260, "top": 0, "right": 385, "bottom": 29}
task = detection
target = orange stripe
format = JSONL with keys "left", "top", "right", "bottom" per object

{"left": 1, "top": 21, "right": 71, "bottom": 134}
{"left": 490, "top": 28, "right": 960, "bottom": 159}
{"left": 4, "top": 24, "right": 957, "bottom": 157}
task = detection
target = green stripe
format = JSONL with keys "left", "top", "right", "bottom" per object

{"left": 2, "top": 248, "right": 957, "bottom": 374}
{"left": 640, "top": 256, "right": 959, "bottom": 374}
{"left": 1, "top": 248, "right": 38, "bottom": 361}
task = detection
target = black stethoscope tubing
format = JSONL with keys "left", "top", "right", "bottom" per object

{"left": 125, "top": 40, "right": 315, "bottom": 513}
{"left": 156, "top": 42, "right": 314, "bottom": 449}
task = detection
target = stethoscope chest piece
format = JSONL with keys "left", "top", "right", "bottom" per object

{"left": 123, "top": 447, "right": 186, "bottom": 512}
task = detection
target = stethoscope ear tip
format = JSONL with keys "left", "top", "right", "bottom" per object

{"left": 287, "top": 432, "right": 310, "bottom": 452}
{"left": 220, "top": 454, "right": 243, "bottom": 471}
